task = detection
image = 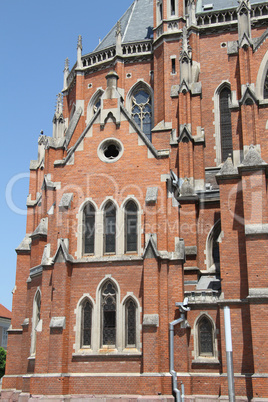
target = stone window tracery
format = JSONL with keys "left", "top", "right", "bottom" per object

{"left": 102, "top": 281, "right": 117, "bottom": 347}
{"left": 131, "top": 90, "right": 152, "bottom": 140}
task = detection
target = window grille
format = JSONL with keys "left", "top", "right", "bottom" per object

{"left": 82, "top": 301, "right": 92, "bottom": 346}
{"left": 198, "top": 317, "right": 213, "bottom": 356}
{"left": 264, "top": 70, "right": 268, "bottom": 99}
{"left": 220, "top": 87, "right": 233, "bottom": 162}
{"left": 84, "top": 204, "right": 95, "bottom": 254}
{"left": 102, "top": 282, "right": 116, "bottom": 346}
{"left": 125, "top": 201, "right": 138, "bottom": 253}
{"left": 104, "top": 202, "right": 116, "bottom": 254}
{"left": 126, "top": 299, "right": 136, "bottom": 346}
{"left": 131, "top": 90, "right": 152, "bottom": 141}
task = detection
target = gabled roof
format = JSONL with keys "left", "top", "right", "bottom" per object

{"left": 94, "top": 0, "right": 153, "bottom": 52}
{"left": 0, "top": 304, "right": 12, "bottom": 319}
{"left": 196, "top": 0, "right": 263, "bottom": 13}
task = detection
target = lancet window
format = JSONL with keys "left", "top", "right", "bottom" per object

{"left": 125, "top": 201, "right": 138, "bottom": 253}
{"left": 131, "top": 90, "right": 152, "bottom": 141}
{"left": 102, "top": 281, "right": 117, "bottom": 346}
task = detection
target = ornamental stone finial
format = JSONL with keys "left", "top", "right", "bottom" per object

{"left": 116, "top": 21, "right": 122, "bottom": 56}
{"left": 77, "top": 35, "right": 82, "bottom": 50}
{"left": 116, "top": 21, "right": 121, "bottom": 37}
{"left": 63, "top": 58, "right": 69, "bottom": 90}
{"left": 77, "top": 35, "right": 83, "bottom": 69}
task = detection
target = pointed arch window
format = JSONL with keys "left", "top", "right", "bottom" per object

{"left": 93, "top": 98, "right": 101, "bottom": 114}
{"left": 125, "top": 298, "right": 137, "bottom": 347}
{"left": 264, "top": 70, "right": 268, "bottom": 99}
{"left": 206, "top": 219, "right": 221, "bottom": 274}
{"left": 125, "top": 201, "right": 138, "bottom": 253}
{"left": 81, "top": 300, "right": 92, "bottom": 347}
{"left": 131, "top": 90, "right": 152, "bottom": 141}
{"left": 219, "top": 87, "right": 233, "bottom": 162}
{"left": 171, "top": 0, "right": 175, "bottom": 15}
{"left": 31, "top": 290, "right": 41, "bottom": 356}
{"left": 102, "top": 281, "right": 117, "bottom": 346}
{"left": 104, "top": 202, "right": 116, "bottom": 254}
{"left": 198, "top": 316, "right": 214, "bottom": 357}
{"left": 83, "top": 203, "right": 95, "bottom": 255}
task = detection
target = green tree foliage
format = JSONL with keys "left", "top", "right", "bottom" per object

{"left": 0, "top": 347, "right": 6, "bottom": 378}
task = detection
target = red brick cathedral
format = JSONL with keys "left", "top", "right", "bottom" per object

{"left": 3, "top": 0, "right": 268, "bottom": 400}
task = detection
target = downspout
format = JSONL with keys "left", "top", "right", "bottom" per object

{"left": 169, "top": 301, "right": 190, "bottom": 402}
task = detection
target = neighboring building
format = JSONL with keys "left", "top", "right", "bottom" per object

{"left": 0, "top": 305, "right": 11, "bottom": 351}
{"left": 2, "top": 0, "right": 268, "bottom": 400}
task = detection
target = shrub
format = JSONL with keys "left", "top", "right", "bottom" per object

{"left": 0, "top": 347, "right": 6, "bottom": 378}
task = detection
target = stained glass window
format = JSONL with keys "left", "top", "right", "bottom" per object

{"left": 220, "top": 87, "right": 233, "bottom": 162}
{"left": 102, "top": 282, "right": 116, "bottom": 346}
{"left": 198, "top": 317, "right": 213, "bottom": 356}
{"left": 82, "top": 301, "right": 92, "bottom": 347}
{"left": 126, "top": 299, "right": 136, "bottom": 346}
{"left": 131, "top": 90, "right": 152, "bottom": 141}
{"left": 84, "top": 204, "right": 95, "bottom": 254}
{"left": 125, "top": 201, "right": 138, "bottom": 253}
{"left": 104, "top": 202, "right": 116, "bottom": 254}
{"left": 264, "top": 70, "right": 268, "bottom": 99}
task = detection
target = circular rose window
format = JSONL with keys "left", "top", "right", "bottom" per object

{"left": 97, "top": 138, "right": 124, "bottom": 163}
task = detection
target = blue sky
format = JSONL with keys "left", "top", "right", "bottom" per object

{"left": 0, "top": 0, "right": 134, "bottom": 311}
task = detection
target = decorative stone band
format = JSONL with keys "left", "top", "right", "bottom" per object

{"left": 142, "top": 314, "right": 159, "bottom": 327}
{"left": 245, "top": 224, "right": 268, "bottom": 236}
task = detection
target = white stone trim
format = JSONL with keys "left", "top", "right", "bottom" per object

{"left": 193, "top": 312, "right": 218, "bottom": 361}
{"left": 30, "top": 288, "right": 41, "bottom": 357}
{"left": 125, "top": 80, "right": 154, "bottom": 127}
{"left": 256, "top": 49, "right": 268, "bottom": 101}
{"left": 205, "top": 219, "right": 221, "bottom": 272}
{"left": 86, "top": 87, "right": 104, "bottom": 124}
{"left": 74, "top": 294, "right": 95, "bottom": 353}
{"left": 96, "top": 276, "right": 122, "bottom": 351}
{"left": 121, "top": 293, "right": 141, "bottom": 351}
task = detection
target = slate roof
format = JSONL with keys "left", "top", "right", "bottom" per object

{"left": 196, "top": 0, "right": 264, "bottom": 13}
{"left": 0, "top": 304, "right": 12, "bottom": 319}
{"left": 94, "top": 0, "right": 153, "bottom": 52}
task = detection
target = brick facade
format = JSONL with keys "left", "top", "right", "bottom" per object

{"left": 2, "top": 0, "right": 268, "bottom": 400}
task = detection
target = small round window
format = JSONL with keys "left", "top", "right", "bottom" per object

{"left": 97, "top": 138, "right": 124, "bottom": 163}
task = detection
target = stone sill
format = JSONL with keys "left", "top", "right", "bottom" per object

{"left": 192, "top": 358, "right": 220, "bottom": 365}
{"left": 73, "top": 349, "right": 142, "bottom": 358}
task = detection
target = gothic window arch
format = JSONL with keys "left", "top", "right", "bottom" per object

{"left": 264, "top": 69, "right": 268, "bottom": 99}
{"left": 83, "top": 203, "right": 95, "bottom": 255}
{"left": 197, "top": 315, "right": 214, "bottom": 357}
{"left": 104, "top": 201, "right": 117, "bottom": 254}
{"left": 81, "top": 299, "right": 93, "bottom": 348}
{"left": 30, "top": 289, "right": 41, "bottom": 356}
{"left": 125, "top": 200, "right": 138, "bottom": 253}
{"left": 214, "top": 83, "right": 233, "bottom": 165}
{"left": 127, "top": 82, "right": 154, "bottom": 142}
{"left": 206, "top": 219, "right": 221, "bottom": 273}
{"left": 101, "top": 280, "right": 117, "bottom": 347}
{"left": 124, "top": 298, "right": 137, "bottom": 348}
{"left": 220, "top": 86, "right": 233, "bottom": 162}
{"left": 86, "top": 88, "right": 104, "bottom": 123}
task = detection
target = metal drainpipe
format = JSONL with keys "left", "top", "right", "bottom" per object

{"left": 169, "top": 312, "right": 186, "bottom": 402}
{"left": 224, "top": 306, "right": 235, "bottom": 402}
